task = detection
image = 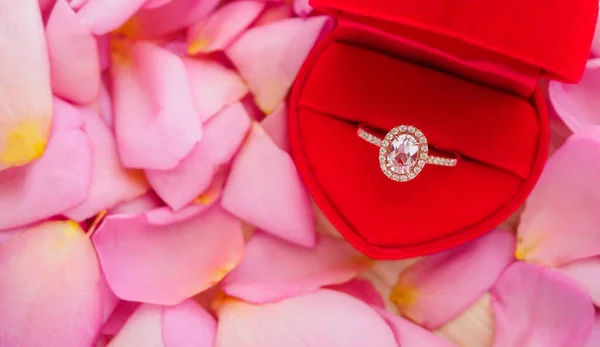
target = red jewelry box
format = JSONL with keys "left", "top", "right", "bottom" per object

{"left": 289, "top": 0, "right": 598, "bottom": 259}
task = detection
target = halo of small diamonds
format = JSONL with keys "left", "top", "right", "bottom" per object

{"left": 358, "top": 125, "right": 458, "bottom": 182}
{"left": 379, "top": 125, "right": 428, "bottom": 182}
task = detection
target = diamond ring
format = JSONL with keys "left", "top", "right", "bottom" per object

{"left": 358, "top": 125, "right": 458, "bottom": 182}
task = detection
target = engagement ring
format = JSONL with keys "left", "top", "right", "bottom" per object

{"left": 358, "top": 125, "right": 458, "bottom": 182}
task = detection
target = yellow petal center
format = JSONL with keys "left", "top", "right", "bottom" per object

{"left": 194, "top": 192, "right": 218, "bottom": 205}
{"left": 514, "top": 236, "right": 542, "bottom": 262}
{"left": 64, "top": 220, "right": 83, "bottom": 236}
{"left": 211, "top": 290, "right": 245, "bottom": 313}
{"left": 113, "top": 18, "right": 141, "bottom": 39}
{"left": 1, "top": 119, "right": 47, "bottom": 166}
{"left": 257, "top": 78, "right": 282, "bottom": 115}
{"left": 515, "top": 245, "right": 528, "bottom": 261}
{"left": 110, "top": 38, "right": 133, "bottom": 65}
{"left": 55, "top": 221, "right": 83, "bottom": 249}
{"left": 110, "top": 19, "right": 142, "bottom": 66}
{"left": 390, "top": 284, "right": 419, "bottom": 310}
{"left": 211, "top": 261, "right": 239, "bottom": 284}
{"left": 188, "top": 38, "right": 211, "bottom": 55}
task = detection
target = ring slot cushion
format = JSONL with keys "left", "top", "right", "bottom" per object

{"left": 289, "top": 0, "right": 598, "bottom": 259}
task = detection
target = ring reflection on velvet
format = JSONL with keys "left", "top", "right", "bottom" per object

{"left": 357, "top": 125, "right": 457, "bottom": 182}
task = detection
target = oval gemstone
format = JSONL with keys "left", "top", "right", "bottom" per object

{"left": 386, "top": 134, "right": 419, "bottom": 174}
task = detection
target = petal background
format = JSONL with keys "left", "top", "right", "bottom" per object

{"left": 215, "top": 289, "right": 399, "bottom": 347}
{"left": 222, "top": 232, "right": 372, "bottom": 303}
{"left": 93, "top": 205, "right": 244, "bottom": 305}
{"left": 226, "top": 16, "right": 330, "bottom": 113}
{"left": 0, "top": 98, "right": 92, "bottom": 230}
{"left": 46, "top": 0, "right": 100, "bottom": 105}
{"left": 0, "top": 221, "right": 103, "bottom": 347}
{"left": 491, "top": 262, "right": 595, "bottom": 347}
{"left": 0, "top": 0, "right": 53, "bottom": 171}
{"left": 560, "top": 257, "right": 600, "bottom": 306}
{"left": 391, "top": 229, "right": 515, "bottom": 329}
{"left": 187, "top": 0, "right": 266, "bottom": 55}
{"left": 548, "top": 59, "right": 600, "bottom": 132}
{"left": 222, "top": 123, "right": 316, "bottom": 247}
{"left": 146, "top": 102, "right": 251, "bottom": 210}
{"left": 64, "top": 106, "right": 148, "bottom": 221}
{"left": 517, "top": 128, "right": 600, "bottom": 266}
{"left": 112, "top": 41, "right": 202, "bottom": 170}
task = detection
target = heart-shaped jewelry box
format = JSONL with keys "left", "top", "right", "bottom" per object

{"left": 289, "top": 0, "right": 598, "bottom": 259}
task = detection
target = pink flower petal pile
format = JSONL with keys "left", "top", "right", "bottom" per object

{"left": 0, "top": 0, "right": 599, "bottom": 346}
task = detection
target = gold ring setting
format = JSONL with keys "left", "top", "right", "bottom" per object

{"left": 358, "top": 125, "right": 457, "bottom": 182}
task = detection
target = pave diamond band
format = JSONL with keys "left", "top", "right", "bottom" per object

{"left": 358, "top": 125, "right": 457, "bottom": 182}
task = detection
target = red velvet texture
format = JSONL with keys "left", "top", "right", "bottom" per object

{"left": 289, "top": 0, "right": 596, "bottom": 259}
{"left": 312, "top": 0, "right": 598, "bottom": 83}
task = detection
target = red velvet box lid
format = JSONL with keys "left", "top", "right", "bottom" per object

{"left": 289, "top": 0, "right": 598, "bottom": 259}
{"left": 311, "top": 0, "right": 598, "bottom": 83}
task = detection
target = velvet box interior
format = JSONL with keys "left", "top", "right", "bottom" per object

{"left": 289, "top": 0, "right": 598, "bottom": 259}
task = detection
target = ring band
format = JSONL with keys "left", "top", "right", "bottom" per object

{"left": 358, "top": 125, "right": 457, "bottom": 182}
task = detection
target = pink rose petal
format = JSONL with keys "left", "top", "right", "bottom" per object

{"left": 517, "top": 129, "right": 600, "bottom": 266}
{"left": 585, "top": 313, "right": 600, "bottom": 347}
{"left": 0, "top": 221, "right": 103, "bottom": 346}
{"left": 216, "top": 289, "right": 398, "bottom": 347}
{"left": 189, "top": 166, "right": 230, "bottom": 208}
{"left": 374, "top": 308, "right": 455, "bottom": 347}
{"left": 39, "top": 0, "right": 56, "bottom": 12}
{"left": 144, "top": 0, "right": 174, "bottom": 9}
{"left": 592, "top": 12, "right": 600, "bottom": 56}
{"left": 254, "top": 2, "right": 294, "bottom": 27}
{"left": 185, "top": 58, "right": 248, "bottom": 123}
{"left": 548, "top": 59, "right": 600, "bottom": 132}
{"left": 226, "top": 16, "right": 330, "bottom": 114}
{"left": 293, "top": 0, "right": 312, "bottom": 16}
{"left": 112, "top": 41, "right": 202, "bottom": 170}
{"left": 391, "top": 229, "right": 515, "bottom": 329}
{"left": 261, "top": 101, "right": 290, "bottom": 152}
{"left": 491, "top": 262, "right": 595, "bottom": 347}
{"left": 0, "top": 98, "right": 92, "bottom": 230}
{"left": 326, "top": 278, "right": 386, "bottom": 309}
{"left": 222, "top": 232, "right": 371, "bottom": 304}
{"left": 141, "top": 203, "right": 195, "bottom": 223}
{"left": 187, "top": 0, "right": 266, "bottom": 55}
{"left": 147, "top": 102, "right": 251, "bottom": 210}
{"left": 0, "top": 0, "right": 53, "bottom": 171}
{"left": 97, "top": 35, "right": 111, "bottom": 72}
{"left": 0, "top": 229, "right": 19, "bottom": 245}
{"left": 97, "top": 81, "right": 113, "bottom": 126}
{"left": 560, "top": 257, "right": 600, "bottom": 306}
{"left": 222, "top": 123, "right": 316, "bottom": 247}
{"left": 109, "top": 300, "right": 216, "bottom": 347}
{"left": 130, "top": 0, "right": 221, "bottom": 39}
{"left": 102, "top": 301, "right": 141, "bottom": 336}
{"left": 77, "top": 0, "right": 147, "bottom": 35}
{"left": 548, "top": 115, "right": 573, "bottom": 156}
{"left": 69, "top": 0, "right": 89, "bottom": 10}
{"left": 100, "top": 274, "right": 120, "bottom": 324}
{"left": 162, "top": 299, "right": 217, "bottom": 347}
{"left": 93, "top": 205, "right": 244, "bottom": 305}
{"left": 108, "top": 304, "right": 164, "bottom": 347}
{"left": 64, "top": 107, "right": 148, "bottom": 221}
{"left": 162, "top": 39, "right": 189, "bottom": 57}
{"left": 144, "top": 202, "right": 219, "bottom": 226}
{"left": 241, "top": 94, "right": 266, "bottom": 121}
{"left": 108, "top": 192, "right": 163, "bottom": 216}
{"left": 46, "top": 0, "right": 100, "bottom": 105}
